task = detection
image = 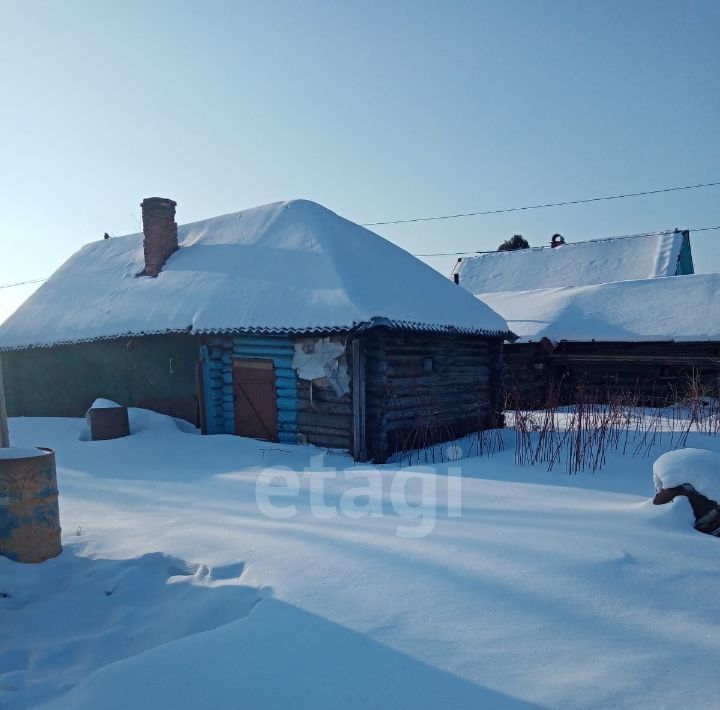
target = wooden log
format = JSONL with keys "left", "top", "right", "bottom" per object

{"left": 371, "top": 373, "right": 491, "bottom": 388}
{"left": 296, "top": 412, "right": 352, "bottom": 430}
{"left": 303, "top": 432, "right": 351, "bottom": 449}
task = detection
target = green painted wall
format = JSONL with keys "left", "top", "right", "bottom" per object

{"left": 677, "top": 231, "right": 694, "bottom": 275}
{"left": 1, "top": 334, "right": 201, "bottom": 418}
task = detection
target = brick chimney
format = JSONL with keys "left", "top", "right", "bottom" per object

{"left": 140, "top": 197, "right": 178, "bottom": 277}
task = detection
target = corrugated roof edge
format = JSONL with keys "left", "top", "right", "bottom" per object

{"left": 0, "top": 320, "right": 513, "bottom": 352}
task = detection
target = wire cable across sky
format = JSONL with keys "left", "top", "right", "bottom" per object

{"left": 361, "top": 180, "right": 720, "bottom": 227}
{"left": 414, "top": 225, "right": 720, "bottom": 257}
{"left": 1, "top": 177, "right": 718, "bottom": 290}
{"left": 0, "top": 278, "right": 48, "bottom": 291}
{"left": 2, "top": 224, "right": 719, "bottom": 287}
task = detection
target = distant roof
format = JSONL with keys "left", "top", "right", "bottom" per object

{"left": 0, "top": 199, "right": 509, "bottom": 350}
{"left": 477, "top": 273, "right": 720, "bottom": 343}
{"left": 453, "top": 231, "right": 691, "bottom": 294}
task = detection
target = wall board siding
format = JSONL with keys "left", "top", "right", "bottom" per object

{"left": 2, "top": 334, "right": 201, "bottom": 422}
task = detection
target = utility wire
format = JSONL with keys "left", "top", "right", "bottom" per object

{"left": 0, "top": 278, "right": 47, "bottom": 290}
{"left": 414, "top": 225, "right": 720, "bottom": 257}
{"left": 1, "top": 223, "right": 719, "bottom": 291}
{"left": 362, "top": 180, "right": 720, "bottom": 227}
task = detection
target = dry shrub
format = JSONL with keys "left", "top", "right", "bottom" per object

{"left": 507, "top": 372, "right": 720, "bottom": 474}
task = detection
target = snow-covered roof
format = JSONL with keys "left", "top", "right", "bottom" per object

{"left": 453, "top": 231, "right": 690, "bottom": 294}
{"left": 0, "top": 199, "right": 509, "bottom": 350}
{"left": 477, "top": 273, "right": 720, "bottom": 343}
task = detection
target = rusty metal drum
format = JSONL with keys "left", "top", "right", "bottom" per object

{"left": 88, "top": 406, "right": 130, "bottom": 441}
{"left": 0, "top": 447, "right": 62, "bottom": 563}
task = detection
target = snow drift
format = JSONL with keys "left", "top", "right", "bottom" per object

{"left": 477, "top": 273, "right": 720, "bottom": 343}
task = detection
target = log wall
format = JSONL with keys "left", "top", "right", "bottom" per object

{"left": 362, "top": 330, "right": 504, "bottom": 463}
{"left": 295, "top": 337, "right": 353, "bottom": 451}
{"left": 503, "top": 340, "right": 720, "bottom": 407}
{"left": 202, "top": 335, "right": 298, "bottom": 443}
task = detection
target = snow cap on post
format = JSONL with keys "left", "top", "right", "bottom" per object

{"left": 140, "top": 197, "right": 178, "bottom": 277}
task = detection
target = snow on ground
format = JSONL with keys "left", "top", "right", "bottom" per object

{"left": 2, "top": 411, "right": 720, "bottom": 709}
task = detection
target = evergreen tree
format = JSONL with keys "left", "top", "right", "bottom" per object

{"left": 497, "top": 234, "right": 529, "bottom": 251}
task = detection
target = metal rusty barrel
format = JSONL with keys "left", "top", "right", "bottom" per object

{"left": 0, "top": 447, "right": 62, "bottom": 563}
{"left": 88, "top": 406, "right": 130, "bottom": 441}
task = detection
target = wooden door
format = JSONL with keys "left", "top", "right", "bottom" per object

{"left": 232, "top": 358, "right": 278, "bottom": 442}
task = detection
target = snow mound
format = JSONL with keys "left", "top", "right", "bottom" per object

{"left": 80, "top": 404, "right": 198, "bottom": 441}
{"left": 0, "top": 549, "right": 262, "bottom": 710}
{"left": 126, "top": 406, "right": 197, "bottom": 435}
{"left": 653, "top": 448, "right": 720, "bottom": 502}
{"left": 88, "top": 398, "right": 122, "bottom": 410}
{"left": 0, "top": 199, "right": 509, "bottom": 350}
{"left": 477, "top": 273, "right": 720, "bottom": 343}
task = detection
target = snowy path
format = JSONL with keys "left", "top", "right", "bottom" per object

{"left": 2, "top": 414, "right": 719, "bottom": 709}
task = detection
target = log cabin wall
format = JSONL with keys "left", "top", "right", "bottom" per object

{"left": 501, "top": 342, "right": 550, "bottom": 408}
{"left": 294, "top": 339, "right": 353, "bottom": 452}
{"left": 550, "top": 341, "right": 720, "bottom": 404}
{"left": 202, "top": 334, "right": 298, "bottom": 443}
{"left": 503, "top": 340, "right": 720, "bottom": 407}
{"left": 362, "top": 329, "right": 504, "bottom": 463}
{"left": 198, "top": 329, "right": 508, "bottom": 461}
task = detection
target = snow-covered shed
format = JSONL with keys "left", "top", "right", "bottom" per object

{"left": 451, "top": 230, "right": 694, "bottom": 295}
{"left": 0, "top": 198, "right": 511, "bottom": 462}
{"left": 477, "top": 274, "right": 720, "bottom": 405}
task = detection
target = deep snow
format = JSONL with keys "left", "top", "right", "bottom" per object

{"left": 476, "top": 273, "right": 720, "bottom": 343}
{"left": 0, "top": 200, "right": 508, "bottom": 350}
{"left": 1, "top": 412, "right": 719, "bottom": 709}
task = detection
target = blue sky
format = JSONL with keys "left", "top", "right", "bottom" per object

{"left": 1, "top": 0, "right": 718, "bottom": 322}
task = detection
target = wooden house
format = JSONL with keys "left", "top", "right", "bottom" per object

{"left": 449, "top": 229, "right": 707, "bottom": 406}
{"left": 478, "top": 274, "right": 720, "bottom": 405}
{"left": 0, "top": 198, "right": 510, "bottom": 462}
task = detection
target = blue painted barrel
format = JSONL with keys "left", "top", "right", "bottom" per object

{"left": 0, "top": 447, "right": 61, "bottom": 563}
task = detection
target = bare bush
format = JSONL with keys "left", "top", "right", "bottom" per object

{"left": 389, "top": 371, "right": 720, "bottom": 473}
{"left": 505, "top": 372, "right": 720, "bottom": 474}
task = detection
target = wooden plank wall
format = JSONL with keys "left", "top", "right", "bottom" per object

{"left": 502, "top": 342, "right": 553, "bottom": 408}
{"left": 503, "top": 340, "right": 720, "bottom": 407}
{"left": 363, "top": 330, "right": 504, "bottom": 463}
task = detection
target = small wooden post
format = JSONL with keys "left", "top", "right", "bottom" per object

{"left": 0, "top": 355, "right": 9, "bottom": 447}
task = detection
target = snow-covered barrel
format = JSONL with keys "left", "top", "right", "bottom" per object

{"left": 0, "top": 447, "right": 62, "bottom": 563}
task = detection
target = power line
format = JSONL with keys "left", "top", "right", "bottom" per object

{"left": 414, "top": 225, "right": 720, "bottom": 257}
{"left": 1, "top": 224, "right": 719, "bottom": 291}
{"left": 362, "top": 180, "right": 720, "bottom": 227}
{"left": 0, "top": 278, "right": 47, "bottom": 290}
